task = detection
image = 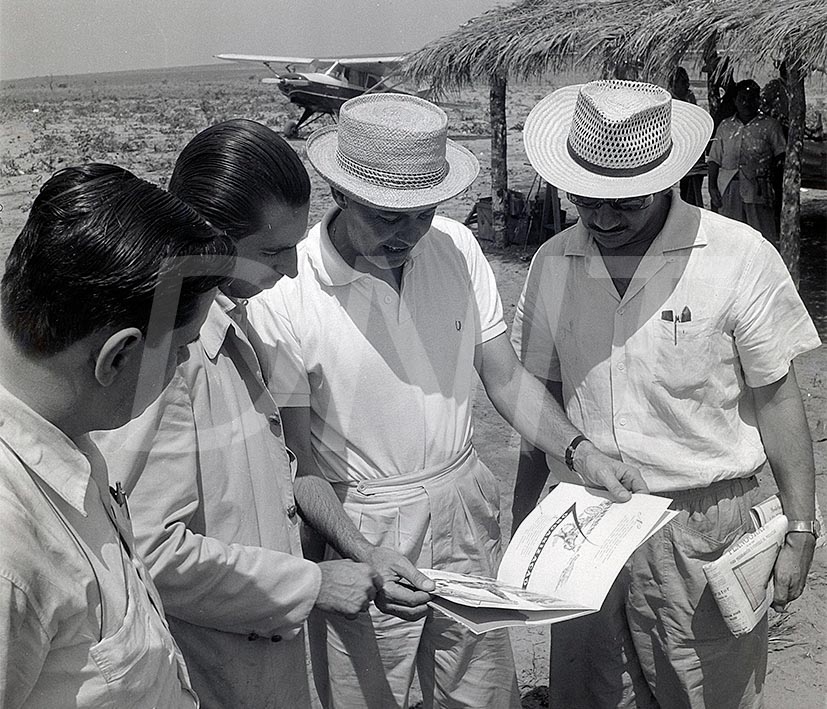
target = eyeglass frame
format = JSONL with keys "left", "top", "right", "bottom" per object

{"left": 566, "top": 193, "right": 655, "bottom": 211}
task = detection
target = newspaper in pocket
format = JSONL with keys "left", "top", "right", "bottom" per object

{"left": 703, "top": 510, "right": 787, "bottom": 637}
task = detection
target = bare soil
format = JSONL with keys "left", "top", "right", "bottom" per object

{"left": 1, "top": 63, "right": 824, "bottom": 708}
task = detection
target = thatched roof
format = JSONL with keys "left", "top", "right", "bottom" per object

{"left": 404, "top": 0, "right": 669, "bottom": 93}
{"left": 617, "top": 0, "right": 827, "bottom": 81}
{"left": 403, "top": 0, "right": 827, "bottom": 91}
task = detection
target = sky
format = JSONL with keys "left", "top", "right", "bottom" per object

{"left": 0, "top": 0, "right": 504, "bottom": 81}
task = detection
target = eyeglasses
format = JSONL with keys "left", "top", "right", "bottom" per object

{"left": 567, "top": 193, "right": 655, "bottom": 211}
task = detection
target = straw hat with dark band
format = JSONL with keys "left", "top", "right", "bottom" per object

{"left": 306, "top": 94, "right": 479, "bottom": 211}
{"left": 524, "top": 80, "right": 714, "bottom": 198}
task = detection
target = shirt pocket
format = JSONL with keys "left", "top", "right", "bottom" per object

{"left": 88, "top": 583, "right": 157, "bottom": 692}
{"left": 88, "top": 563, "right": 182, "bottom": 703}
{"left": 652, "top": 316, "right": 715, "bottom": 396}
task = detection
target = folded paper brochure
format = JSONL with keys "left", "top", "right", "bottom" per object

{"left": 421, "top": 483, "right": 677, "bottom": 634}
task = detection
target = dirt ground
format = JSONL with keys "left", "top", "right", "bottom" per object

{"left": 1, "top": 64, "right": 825, "bottom": 707}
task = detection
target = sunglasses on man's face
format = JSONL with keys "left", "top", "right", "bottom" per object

{"left": 567, "top": 193, "right": 655, "bottom": 211}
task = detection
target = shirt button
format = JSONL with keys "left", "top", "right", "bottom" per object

{"left": 247, "top": 632, "right": 260, "bottom": 641}
{"left": 271, "top": 635, "right": 282, "bottom": 643}
{"left": 617, "top": 362, "right": 625, "bottom": 371}
{"left": 286, "top": 504, "right": 297, "bottom": 519}
{"left": 618, "top": 417, "right": 627, "bottom": 426}
{"left": 384, "top": 295, "right": 392, "bottom": 305}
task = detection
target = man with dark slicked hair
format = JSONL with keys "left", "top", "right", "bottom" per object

{"left": 93, "top": 121, "right": 419, "bottom": 709}
{"left": 0, "top": 163, "right": 233, "bottom": 708}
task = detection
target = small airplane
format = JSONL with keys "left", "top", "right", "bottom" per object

{"left": 215, "top": 53, "right": 408, "bottom": 137}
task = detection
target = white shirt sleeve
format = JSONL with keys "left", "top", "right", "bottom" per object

{"left": 0, "top": 575, "right": 49, "bottom": 709}
{"left": 511, "top": 246, "right": 563, "bottom": 382}
{"left": 733, "top": 238, "right": 821, "bottom": 387}
{"left": 93, "top": 373, "right": 321, "bottom": 637}
{"left": 768, "top": 118, "right": 786, "bottom": 157}
{"left": 442, "top": 218, "right": 506, "bottom": 344}
{"left": 248, "top": 281, "right": 312, "bottom": 408}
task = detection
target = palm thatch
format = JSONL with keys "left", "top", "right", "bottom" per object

{"left": 615, "top": 0, "right": 827, "bottom": 81}
{"left": 404, "top": 0, "right": 669, "bottom": 95}
{"left": 405, "top": 0, "right": 827, "bottom": 91}
{"left": 612, "top": 0, "right": 827, "bottom": 285}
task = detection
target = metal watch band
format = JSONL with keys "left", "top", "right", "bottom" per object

{"left": 786, "top": 519, "right": 820, "bottom": 538}
{"left": 565, "top": 435, "right": 589, "bottom": 472}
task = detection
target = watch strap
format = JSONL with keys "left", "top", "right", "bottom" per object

{"left": 565, "top": 435, "right": 589, "bottom": 472}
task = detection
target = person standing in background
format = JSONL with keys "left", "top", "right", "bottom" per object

{"left": 708, "top": 79, "right": 786, "bottom": 245}
{"left": 670, "top": 66, "right": 705, "bottom": 207}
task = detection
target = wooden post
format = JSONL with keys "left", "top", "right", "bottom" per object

{"left": 702, "top": 35, "right": 722, "bottom": 125}
{"left": 490, "top": 70, "right": 509, "bottom": 248}
{"left": 779, "top": 58, "right": 804, "bottom": 287}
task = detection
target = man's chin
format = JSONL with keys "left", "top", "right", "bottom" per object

{"left": 226, "top": 279, "right": 271, "bottom": 299}
{"left": 591, "top": 231, "right": 630, "bottom": 249}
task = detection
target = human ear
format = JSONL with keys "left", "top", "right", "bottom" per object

{"left": 330, "top": 188, "right": 349, "bottom": 210}
{"left": 93, "top": 328, "right": 143, "bottom": 386}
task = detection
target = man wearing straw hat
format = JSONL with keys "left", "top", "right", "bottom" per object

{"left": 514, "top": 79, "right": 820, "bottom": 708}
{"left": 249, "top": 92, "right": 648, "bottom": 709}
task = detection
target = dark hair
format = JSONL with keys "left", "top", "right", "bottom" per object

{"left": 736, "top": 79, "right": 761, "bottom": 96}
{"left": 1, "top": 163, "right": 234, "bottom": 356}
{"left": 673, "top": 67, "right": 690, "bottom": 85}
{"left": 169, "top": 119, "right": 311, "bottom": 241}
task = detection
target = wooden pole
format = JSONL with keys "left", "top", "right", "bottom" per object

{"left": 779, "top": 57, "right": 804, "bottom": 287}
{"left": 490, "top": 70, "right": 509, "bottom": 248}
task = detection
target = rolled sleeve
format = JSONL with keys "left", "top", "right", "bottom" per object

{"left": 733, "top": 239, "right": 821, "bottom": 387}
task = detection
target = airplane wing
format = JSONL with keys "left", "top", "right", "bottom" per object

{"left": 215, "top": 53, "right": 322, "bottom": 68}
{"left": 216, "top": 54, "right": 403, "bottom": 75}
{"left": 336, "top": 56, "right": 404, "bottom": 74}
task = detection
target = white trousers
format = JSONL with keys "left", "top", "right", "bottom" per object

{"left": 310, "top": 445, "right": 520, "bottom": 709}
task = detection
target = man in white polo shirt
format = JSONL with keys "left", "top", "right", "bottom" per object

{"left": 249, "top": 93, "right": 648, "bottom": 709}
{"left": 513, "top": 80, "right": 821, "bottom": 708}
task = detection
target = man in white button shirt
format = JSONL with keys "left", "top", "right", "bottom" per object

{"left": 249, "top": 93, "right": 648, "bottom": 709}
{"left": 513, "top": 80, "right": 821, "bottom": 708}
{"left": 0, "top": 163, "right": 232, "bottom": 707}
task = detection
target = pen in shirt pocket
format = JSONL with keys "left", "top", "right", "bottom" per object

{"left": 661, "top": 306, "right": 692, "bottom": 345}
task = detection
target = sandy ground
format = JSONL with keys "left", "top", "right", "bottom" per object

{"left": 1, "top": 63, "right": 825, "bottom": 707}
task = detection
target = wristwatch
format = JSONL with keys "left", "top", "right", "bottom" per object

{"left": 565, "top": 435, "right": 589, "bottom": 472}
{"left": 786, "top": 519, "right": 821, "bottom": 539}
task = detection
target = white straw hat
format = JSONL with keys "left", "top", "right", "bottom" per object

{"left": 523, "top": 80, "right": 713, "bottom": 198}
{"left": 306, "top": 93, "right": 479, "bottom": 211}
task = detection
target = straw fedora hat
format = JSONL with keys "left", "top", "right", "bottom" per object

{"left": 523, "top": 79, "right": 714, "bottom": 198}
{"left": 306, "top": 93, "right": 479, "bottom": 211}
